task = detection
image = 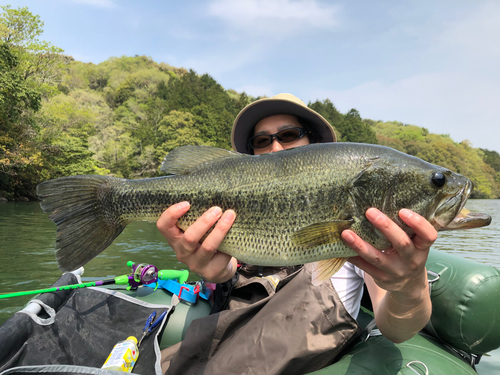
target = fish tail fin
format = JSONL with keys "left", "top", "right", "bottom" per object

{"left": 37, "top": 175, "right": 125, "bottom": 272}
{"left": 310, "top": 258, "right": 348, "bottom": 286}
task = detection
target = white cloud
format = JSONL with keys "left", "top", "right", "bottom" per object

{"left": 167, "top": 41, "right": 269, "bottom": 78}
{"left": 167, "top": 1, "right": 342, "bottom": 82}
{"left": 207, "top": 0, "right": 340, "bottom": 38}
{"left": 308, "top": 2, "right": 500, "bottom": 152}
{"left": 70, "top": 0, "right": 117, "bottom": 9}
{"left": 311, "top": 71, "right": 500, "bottom": 151}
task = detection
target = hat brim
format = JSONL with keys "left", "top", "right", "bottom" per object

{"left": 231, "top": 98, "right": 336, "bottom": 153}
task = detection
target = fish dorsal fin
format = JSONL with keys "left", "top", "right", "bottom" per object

{"left": 291, "top": 220, "right": 354, "bottom": 248}
{"left": 160, "top": 145, "right": 244, "bottom": 175}
{"left": 310, "top": 258, "right": 348, "bottom": 286}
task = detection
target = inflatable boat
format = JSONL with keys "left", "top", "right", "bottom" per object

{"left": 0, "top": 250, "right": 499, "bottom": 375}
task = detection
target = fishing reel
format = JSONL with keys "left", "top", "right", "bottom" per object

{"left": 125, "top": 261, "right": 207, "bottom": 301}
{"left": 127, "top": 261, "right": 159, "bottom": 289}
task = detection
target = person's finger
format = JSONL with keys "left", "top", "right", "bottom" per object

{"left": 195, "top": 210, "right": 236, "bottom": 264}
{"left": 365, "top": 208, "right": 413, "bottom": 257}
{"left": 342, "top": 230, "right": 388, "bottom": 280}
{"left": 157, "top": 202, "right": 191, "bottom": 242}
{"left": 180, "top": 206, "right": 222, "bottom": 254}
{"left": 187, "top": 210, "right": 236, "bottom": 274}
{"left": 398, "top": 209, "right": 438, "bottom": 250}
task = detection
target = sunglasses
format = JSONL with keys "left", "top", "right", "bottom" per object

{"left": 248, "top": 127, "right": 309, "bottom": 150}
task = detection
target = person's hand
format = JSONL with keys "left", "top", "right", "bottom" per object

{"left": 342, "top": 208, "right": 437, "bottom": 299}
{"left": 157, "top": 202, "right": 238, "bottom": 283}
{"left": 342, "top": 208, "right": 436, "bottom": 342}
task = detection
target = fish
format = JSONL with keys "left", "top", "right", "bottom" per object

{"left": 36, "top": 143, "right": 491, "bottom": 284}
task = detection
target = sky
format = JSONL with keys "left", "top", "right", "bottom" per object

{"left": 6, "top": 0, "right": 500, "bottom": 152}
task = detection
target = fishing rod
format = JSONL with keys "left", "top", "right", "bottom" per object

{"left": 0, "top": 261, "right": 189, "bottom": 300}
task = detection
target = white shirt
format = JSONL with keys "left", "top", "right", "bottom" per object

{"left": 330, "top": 263, "right": 365, "bottom": 319}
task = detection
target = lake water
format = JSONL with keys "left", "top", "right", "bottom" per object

{"left": 0, "top": 200, "right": 499, "bottom": 371}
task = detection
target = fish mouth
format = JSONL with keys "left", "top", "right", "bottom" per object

{"left": 432, "top": 178, "right": 492, "bottom": 231}
{"left": 439, "top": 207, "right": 492, "bottom": 231}
{"left": 432, "top": 179, "right": 472, "bottom": 229}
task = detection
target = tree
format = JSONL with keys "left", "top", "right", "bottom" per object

{"left": 340, "top": 109, "right": 378, "bottom": 144}
{"left": 480, "top": 149, "right": 500, "bottom": 172}
{"left": 0, "top": 5, "right": 66, "bottom": 96}
{"left": 308, "top": 100, "right": 378, "bottom": 144}
{"left": 157, "top": 110, "right": 214, "bottom": 157}
{"left": 86, "top": 64, "right": 109, "bottom": 91}
{"left": 308, "top": 99, "right": 343, "bottom": 139}
{"left": 130, "top": 97, "right": 167, "bottom": 150}
{"left": 114, "top": 78, "right": 135, "bottom": 106}
{"left": 0, "top": 5, "right": 67, "bottom": 199}
{"left": 0, "top": 42, "right": 42, "bottom": 199}
{"left": 156, "top": 70, "right": 245, "bottom": 149}
{"left": 37, "top": 94, "right": 109, "bottom": 179}
{"left": 0, "top": 41, "right": 40, "bottom": 128}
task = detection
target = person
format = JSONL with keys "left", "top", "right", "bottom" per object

{"left": 157, "top": 94, "right": 435, "bottom": 374}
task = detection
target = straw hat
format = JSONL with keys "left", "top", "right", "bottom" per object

{"left": 231, "top": 93, "right": 336, "bottom": 153}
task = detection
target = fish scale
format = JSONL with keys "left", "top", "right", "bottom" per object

{"left": 36, "top": 143, "right": 488, "bottom": 281}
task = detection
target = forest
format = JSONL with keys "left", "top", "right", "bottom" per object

{"left": 1, "top": 5, "right": 499, "bottom": 200}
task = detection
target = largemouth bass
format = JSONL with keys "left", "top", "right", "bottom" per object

{"left": 37, "top": 143, "right": 491, "bottom": 284}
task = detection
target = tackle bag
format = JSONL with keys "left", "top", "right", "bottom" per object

{"left": 0, "top": 272, "right": 170, "bottom": 375}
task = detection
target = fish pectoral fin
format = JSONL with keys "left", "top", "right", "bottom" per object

{"left": 291, "top": 220, "right": 354, "bottom": 248}
{"left": 160, "top": 145, "right": 245, "bottom": 175}
{"left": 310, "top": 258, "right": 348, "bottom": 286}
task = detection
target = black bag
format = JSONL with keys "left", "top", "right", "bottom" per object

{"left": 0, "top": 273, "right": 170, "bottom": 375}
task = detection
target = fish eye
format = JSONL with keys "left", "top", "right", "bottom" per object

{"left": 431, "top": 171, "right": 446, "bottom": 188}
